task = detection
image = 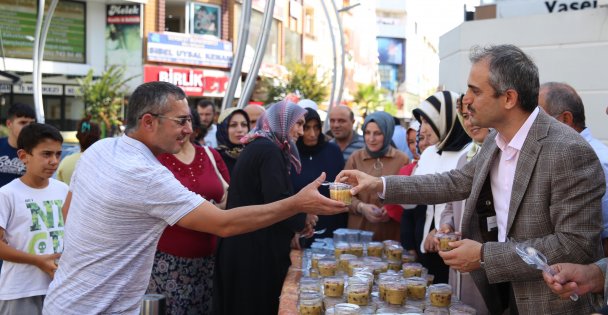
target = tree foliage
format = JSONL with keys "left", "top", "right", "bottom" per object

{"left": 263, "top": 62, "right": 330, "bottom": 104}
{"left": 77, "top": 65, "right": 135, "bottom": 135}
{"left": 353, "top": 83, "right": 395, "bottom": 117}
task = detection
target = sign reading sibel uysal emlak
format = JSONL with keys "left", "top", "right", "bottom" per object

{"left": 146, "top": 32, "right": 233, "bottom": 68}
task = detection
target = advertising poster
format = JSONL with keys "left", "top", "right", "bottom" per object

{"left": 0, "top": 0, "right": 85, "bottom": 63}
{"left": 106, "top": 4, "right": 142, "bottom": 66}
{"left": 377, "top": 37, "right": 404, "bottom": 65}
{"left": 190, "top": 3, "right": 221, "bottom": 37}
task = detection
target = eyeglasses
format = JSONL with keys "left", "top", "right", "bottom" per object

{"left": 150, "top": 113, "right": 192, "bottom": 126}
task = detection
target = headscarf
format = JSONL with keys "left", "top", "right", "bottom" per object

{"left": 241, "top": 99, "right": 306, "bottom": 174}
{"left": 362, "top": 111, "right": 394, "bottom": 159}
{"left": 412, "top": 91, "right": 470, "bottom": 154}
{"left": 216, "top": 108, "right": 250, "bottom": 159}
{"left": 296, "top": 107, "right": 326, "bottom": 156}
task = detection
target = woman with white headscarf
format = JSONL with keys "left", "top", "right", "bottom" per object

{"left": 409, "top": 90, "right": 472, "bottom": 284}
{"left": 212, "top": 100, "right": 312, "bottom": 315}
{"left": 345, "top": 111, "right": 409, "bottom": 241}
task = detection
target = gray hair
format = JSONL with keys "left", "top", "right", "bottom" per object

{"left": 125, "top": 82, "right": 187, "bottom": 133}
{"left": 469, "top": 44, "right": 539, "bottom": 112}
{"left": 540, "top": 82, "right": 586, "bottom": 129}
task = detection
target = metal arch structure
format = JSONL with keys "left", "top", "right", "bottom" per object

{"left": 33, "top": 0, "right": 60, "bottom": 123}
{"left": 221, "top": 0, "right": 252, "bottom": 112}
{"left": 237, "top": 0, "right": 276, "bottom": 109}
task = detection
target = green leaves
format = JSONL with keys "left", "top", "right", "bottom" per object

{"left": 261, "top": 62, "right": 330, "bottom": 105}
{"left": 76, "top": 65, "right": 136, "bottom": 136}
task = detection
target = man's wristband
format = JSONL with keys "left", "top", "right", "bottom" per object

{"left": 480, "top": 243, "right": 486, "bottom": 268}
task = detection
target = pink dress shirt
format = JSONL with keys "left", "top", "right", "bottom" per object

{"left": 491, "top": 107, "right": 540, "bottom": 242}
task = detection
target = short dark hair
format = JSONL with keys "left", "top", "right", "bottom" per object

{"left": 541, "top": 82, "right": 586, "bottom": 129}
{"left": 196, "top": 99, "right": 216, "bottom": 114}
{"left": 7, "top": 103, "right": 36, "bottom": 120}
{"left": 125, "top": 82, "right": 187, "bottom": 133}
{"left": 76, "top": 118, "right": 101, "bottom": 151}
{"left": 470, "top": 44, "right": 539, "bottom": 112}
{"left": 17, "top": 123, "right": 63, "bottom": 153}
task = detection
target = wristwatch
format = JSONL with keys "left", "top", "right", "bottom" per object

{"left": 479, "top": 243, "right": 486, "bottom": 268}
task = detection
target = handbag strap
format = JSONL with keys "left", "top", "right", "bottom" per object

{"left": 203, "top": 146, "right": 228, "bottom": 187}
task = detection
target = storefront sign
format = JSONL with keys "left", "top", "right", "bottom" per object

{"left": 147, "top": 32, "right": 233, "bottom": 68}
{"left": 13, "top": 84, "right": 63, "bottom": 95}
{"left": 495, "top": 0, "right": 598, "bottom": 18}
{"left": 65, "top": 86, "right": 81, "bottom": 96}
{"left": 0, "top": 0, "right": 86, "bottom": 63}
{"left": 106, "top": 4, "right": 143, "bottom": 67}
{"left": 144, "top": 65, "right": 235, "bottom": 97}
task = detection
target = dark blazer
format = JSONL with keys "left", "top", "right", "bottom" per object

{"left": 384, "top": 110, "right": 605, "bottom": 314}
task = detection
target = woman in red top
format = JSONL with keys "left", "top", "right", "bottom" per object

{"left": 147, "top": 107, "right": 230, "bottom": 315}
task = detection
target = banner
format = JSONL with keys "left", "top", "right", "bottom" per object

{"left": 147, "top": 32, "right": 233, "bottom": 68}
{"left": 106, "top": 4, "right": 143, "bottom": 66}
{"left": 144, "top": 65, "right": 237, "bottom": 98}
{"left": 0, "top": 0, "right": 86, "bottom": 63}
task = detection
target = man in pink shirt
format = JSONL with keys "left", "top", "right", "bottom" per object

{"left": 338, "top": 44, "right": 605, "bottom": 314}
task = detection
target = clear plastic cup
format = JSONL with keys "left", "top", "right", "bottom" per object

{"left": 346, "top": 283, "right": 370, "bottom": 306}
{"left": 382, "top": 240, "right": 400, "bottom": 257}
{"left": 366, "top": 241, "right": 383, "bottom": 257}
{"left": 347, "top": 259, "right": 366, "bottom": 276}
{"left": 436, "top": 232, "right": 461, "bottom": 252}
{"left": 334, "top": 303, "right": 361, "bottom": 314}
{"left": 298, "top": 291, "right": 323, "bottom": 315}
{"left": 339, "top": 254, "right": 358, "bottom": 273}
{"left": 386, "top": 244, "right": 404, "bottom": 261}
{"left": 370, "top": 261, "right": 389, "bottom": 278}
{"left": 385, "top": 280, "right": 407, "bottom": 306}
{"left": 387, "top": 260, "right": 402, "bottom": 272}
{"left": 300, "top": 277, "right": 322, "bottom": 293}
{"left": 323, "top": 276, "right": 345, "bottom": 297}
{"left": 401, "top": 252, "right": 416, "bottom": 263}
{"left": 335, "top": 242, "right": 351, "bottom": 257}
{"left": 348, "top": 242, "right": 364, "bottom": 257}
{"left": 403, "top": 262, "right": 424, "bottom": 278}
{"left": 359, "top": 231, "right": 374, "bottom": 243}
{"left": 324, "top": 296, "right": 344, "bottom": 311}
{"left": 330, "top": 182, "right": 352, "bottom": 205}
{"left": 334, "top": 229, "right": 348, "bottom": 244}
{"left": 428, "top": 283, "right": 452, "bottom": 307}
{"left": 311, "top": 253, "right": 326, "bottom": 270}
{"left": 318, "top": 258, "right": 338, "bottom": 277}
{"left": 405, "top": 277, "right": 428, "bottom": 300}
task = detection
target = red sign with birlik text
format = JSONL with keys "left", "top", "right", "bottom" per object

{"left": 144, "top": 65, "right": 231, "bottom": 97}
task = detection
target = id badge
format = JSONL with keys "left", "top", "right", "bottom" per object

{"left": 487, "top": 216, "right": 498, "bottom": 232}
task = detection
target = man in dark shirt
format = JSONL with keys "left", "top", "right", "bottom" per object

{"left": 0, "top": 103, "right": 36, "bottom": 187}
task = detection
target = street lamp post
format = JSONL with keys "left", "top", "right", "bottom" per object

{"left": 32, "top": 0, "right": 59, "bottom": 124}
{"left": 321, "top": 1, "right": 360, "bottom": 132}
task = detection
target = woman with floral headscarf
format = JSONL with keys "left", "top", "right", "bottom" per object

{"left": 345, "top": 111, "right": 409, "bottom": 242}
{"left": 215, "top": 107, "right": 251, "bottom": 174}
{"left": 212, "top": 100, "right": 312, "bottom": 315}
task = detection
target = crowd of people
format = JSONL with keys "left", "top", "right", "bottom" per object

{"left": 0, "top": 43, "right": 607, "bottom": 315}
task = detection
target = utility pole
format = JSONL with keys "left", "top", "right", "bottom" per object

{"left": 32, "top": 0, "right": 59, "bottom": 123}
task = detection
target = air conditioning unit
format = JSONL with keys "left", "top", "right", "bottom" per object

{"left": 599, "top": 0, "right": 608, "bottom": 7}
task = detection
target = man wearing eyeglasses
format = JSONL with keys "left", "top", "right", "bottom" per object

{"left": 539, "top": 82, "right": 608, "bottom": 258}
{"left": 41, "top": 81, "right": 347, "bottom": 315}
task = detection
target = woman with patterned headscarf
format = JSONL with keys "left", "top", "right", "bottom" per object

{"left": 212, "top": 100, "right": 312, "bottom": 315}
{"left": 345, "top": 111, "right": 409, "bottom": 242}
{"left": 408, "top": 90, "right": 472, "bottom": 284}
{"left": 291, "top": 107, "right": 345, "bottom": 247}
{"left": 215, "top": 107, "right": 251, "bottom": 174}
